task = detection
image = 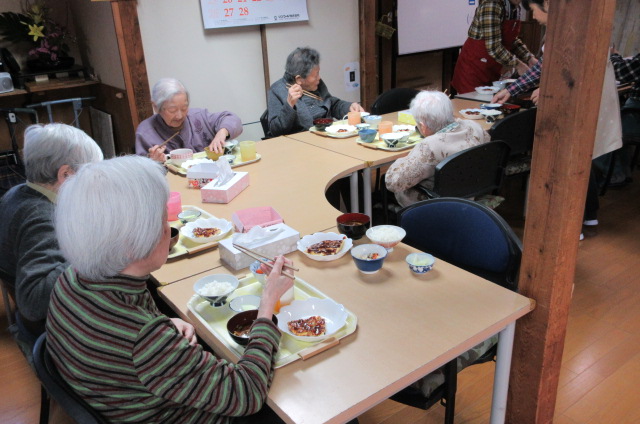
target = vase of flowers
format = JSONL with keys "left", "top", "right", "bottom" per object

{"left": 0, "top": 1, "right": 75, "bottom": 72}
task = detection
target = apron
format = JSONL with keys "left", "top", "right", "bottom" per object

{"left": 451, "top": 17, "right": 522, "bottom": 94}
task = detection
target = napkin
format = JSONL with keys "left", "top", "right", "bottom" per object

{"left": 213, "top": 157, "right": 234, "bottom": 187}
{"left": 233, "top": 225, "right": 285, "bottom": 248}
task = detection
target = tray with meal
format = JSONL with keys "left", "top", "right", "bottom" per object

{"left": 187, "top": 275, "right": 358, "bottom": 368}
{"left": 356, "top": 133, "right": 421, "bottom": 152}
{"left": 166, "top": 151, "right": 262, "bottom": 175}
{"left": 310, "top": 122, "right": 359, "bottom": 138}
{"left": 168, "top": 205, "right": 233, "bottom": 259}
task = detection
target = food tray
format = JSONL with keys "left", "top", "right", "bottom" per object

{"left": 310, "top": 127, "right": 358, "bottom": 138}
{"left": 356, "top": 132, "right": 421, "bottom": 152}
{"left": 168, "top": 205, "right": 231, "bottom": 259}
{"left": 187, "top": 275, "right": 358, "bottom": 368}
{"left": 166, "top": 151, "right": 262, "bottom": 175}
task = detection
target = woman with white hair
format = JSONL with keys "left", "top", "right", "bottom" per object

{"left": 46, "top": 155, "right": 294, "bottom": 423}
{"left": 0, "top": 123, "right": 102, "bottom": 357}
{"left": 135, "top": 77, "right": 243, "bottom": 162}
{"left": 385, "top": 91, "right": 490, "bottom": 207}
{"left": 267, "top": 47, "right": 364, "bottom": 137}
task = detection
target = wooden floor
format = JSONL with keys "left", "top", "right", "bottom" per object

{"left": 1, "top": 171, "right": 639, "bottom": 424}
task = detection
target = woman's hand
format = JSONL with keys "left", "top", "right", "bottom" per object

{"left": 208, "top": 128, "right": 229, "bottom": 154}
{"left": 148, "top": 144, "right": 167, "bottom": 162}
{"left": 257, "top": 256, "right": 294, "bottom": 319}
{"left": 531, "top": 88, "right": 540, "bottom": 105}
{"left": 170, "top": 318, "right": 197, "bottom": 346}
{"left": 287, "top": 83, "right": 303, "bottom": 108}
{"left": 350, "top": 103, "right": 365, "bottom": 112}
{"left": 492, "top": 89, "right": 511, "bottom": 104}
{"left": 515, "top": 59, "right": 530, "bottom": 76}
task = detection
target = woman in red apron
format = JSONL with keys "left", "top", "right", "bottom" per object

{"left": 451, "top": 0, "right": 537, "bottom": 94}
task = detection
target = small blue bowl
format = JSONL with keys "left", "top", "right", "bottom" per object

{"left": 249, "top": 260, "right": 267, "bottom": 285}
{"left": 358, "top": 129, "right": 377, "bottom": 143}
{"left": 351, "top": 244, "right": 388, "bottom": 274}
{"left": 406, "top": 253, "right": 435, "bottom": 274}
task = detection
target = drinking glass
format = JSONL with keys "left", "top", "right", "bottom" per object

{"left": 167, "top": 191, "right": 182, "bottom": 221}
{"left": 239, "top": 141, "right": 257, "bottom": 161}
{"left": 378, "top": 121, "right": 393, "bottom": 135}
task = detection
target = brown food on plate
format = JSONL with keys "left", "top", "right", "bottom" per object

{"left": 337, "top": 129, "right": 348, "bottom": 133}
{"left": 288, "top": 316, "right": 326, "bottom": 337}
{"left": 464, "top": 111, "right": 480, "bottom": 115}
{"left": 193, "top": 227, "right": 221, "bottom": 238}
{"left": 307, "top": 239, "right": 344, "bottom": 256}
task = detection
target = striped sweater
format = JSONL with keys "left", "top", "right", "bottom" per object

{"left": 45, "top": 268, "right": 281, "bottom": 423}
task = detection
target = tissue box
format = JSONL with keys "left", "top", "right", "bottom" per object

{"left": 187, "top": 162, "right": 219, "bottom": 189}
{"left": 232, "top": 206, "right": 284, "bottom": 233}
{"left": 398, "top": 109, "right": 416, "bottom": 126}
{"left": 219, "top": 223, "right": 300, "bottom": 270}
{"left": 201, "top": 171, "right": 249, "bottom": 204}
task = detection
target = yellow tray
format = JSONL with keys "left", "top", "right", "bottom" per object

{"left": 356, "top": 132, "right": 421, "bottom": 152}
{"left": 168, "top": 205, "right": 232, "bottom": 259}
{"left": 166, "top": 151, "right": 262, "bottom": 175}
{"left": 187, "top": 275, "right": 358, "bottom": 368}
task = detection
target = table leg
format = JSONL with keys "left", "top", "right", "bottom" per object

{"left": 490, "top": 322, "right": 516, "bottom": 424}
{"left": 363, "top": 168, "right": 372, "bottom": 218}
{"left": 350, "top": 172, "right": 359, "bottom": 213}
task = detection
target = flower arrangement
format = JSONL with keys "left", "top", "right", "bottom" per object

{"left": 0, "top": 1, "right": 74, "bottom": 67}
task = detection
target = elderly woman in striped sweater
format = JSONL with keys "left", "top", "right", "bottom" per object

{"left": 45, "top": 155, "right": 293, "bottom": 423}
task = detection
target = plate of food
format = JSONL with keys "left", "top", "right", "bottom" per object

{"left": 324, "top": 124, "right": 358, "bottom": 137}
{"left": 392, "top": 124, "right": 416, "bottom": 135}
{"left": 459, "top": 109, "right": 484, "bottom": 120}
{"left": 297, "top": 232, "right": 353, "bottom": 261}
{"left": 276, "top": 298, "right": 348, "bottom": 342}
{"left": 475, "top": 86, "right": 500, "bottom": 95}
{"left": 180, "top": 217, "right": 233, "bottom": 243}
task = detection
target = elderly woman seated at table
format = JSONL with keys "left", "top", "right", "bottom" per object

{"left": 267, "top": 47, "right": 364, "bottom": 137}
{"left": 0, "top": 123, "right": 102, "bottom": 360}
{"left": 136, "top": 78, "right": 243, "bottom": 162}
{"left": 46, "top": 155, "right": 294, "bottom": 423}
{"left": 385, "top": 91, "right": 490, "bottom": 207}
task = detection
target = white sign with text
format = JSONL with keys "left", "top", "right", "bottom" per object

{"left": 200, "top": 0, "right": 309, "bottom": 29}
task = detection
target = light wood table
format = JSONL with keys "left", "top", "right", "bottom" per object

{"left": 153, "top": 136, "right": 364, "bottom": 285}
{"left": 158, "top": 244, "right": 533, "bottom": 424}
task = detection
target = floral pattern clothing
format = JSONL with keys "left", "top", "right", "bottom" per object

{"left": 385, "top": 120, "right": 490, "bottom": 207}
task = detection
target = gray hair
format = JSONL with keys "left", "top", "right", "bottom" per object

{"left": 23, "top": 123, "right": 103, "bottom": 184}
{"left": 151, "top": 78, "right": 190, "bottom": 111}
{"left": 55, "top": 155, "right": 169, "bottom": 280}
{"left": 410, "top": 91, "right": 455, "bottom": 133}
{"left": 284, "top": 47, "right": 320, "bottom": 83}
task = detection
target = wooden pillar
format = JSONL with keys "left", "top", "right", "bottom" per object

{"left": 508, "top": 0, "right": 617, "bottom": 422}
{"left": 359, "top": 0, "right": 377, "bottom": 109}
{"left": 110, "top": 0, "right": 152, "bottom": 130}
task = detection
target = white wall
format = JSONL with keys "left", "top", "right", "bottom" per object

{"left": 136, "top": 0, "right": 360, "bottom": 140}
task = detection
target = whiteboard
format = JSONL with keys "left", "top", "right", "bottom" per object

{"left": 397, "top": 0, "right": 478, "bottom": 55}
{"left": 200, "top": 0, "right": 308, "bottom": 29}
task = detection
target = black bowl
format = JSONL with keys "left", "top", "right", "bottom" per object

{"left": 313, "top": 118, "right": 334, "bottom": 131}
{"left": 227, "top": 310, "right": 278, "bottom": 346}
{"left": 336, "top": 213, "right": 371, "bottom": 240}
{"left": 169, "top": 227, "right": 180, "bottom": 251}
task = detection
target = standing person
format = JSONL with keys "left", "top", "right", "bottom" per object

{"left": 47, "top": 155, "right": 294, "bottom": 423}
{"left": 451, "top": 0, "right": 538, "bottom": 94}
{"left": 136, "top": 78, "right": 243, "bottom": 162}
{"left": 0, "top": 124, "right": 102, "bottom": 360}
{"left": 267, "top": 47, "right": 364, "bottom": 137}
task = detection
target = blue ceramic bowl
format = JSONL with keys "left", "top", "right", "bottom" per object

{"left": 358, "top": 129, "right": 377, "bottom": 143}
{"left": 350, "top": 244, "right": 388, "bottom": 274}
{"left": 406, "top": 253, "right": 435, "bottom": 274}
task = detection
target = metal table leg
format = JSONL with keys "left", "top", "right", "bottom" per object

{"left": 350, "top": 172, "right": 359, "bottom": 213}
{"left": 363, "top": 168, "right": 372, "bottom": 218}
{"left": 490, "top": 322, "right": 516, "bottom": 424}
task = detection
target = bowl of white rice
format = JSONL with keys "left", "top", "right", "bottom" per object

{"left": 194, "top": 274, "right": 239, "bottom": 306}
{"left": 366, "top": 225, "right": 406, "bottom": 252}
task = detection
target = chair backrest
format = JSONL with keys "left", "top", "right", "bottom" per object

{"left": 398, "top": 197, "right": 522, "bottom": 291}
{"left": 425, "top": 141, "right": 510, "bottom": 199}
{"left": 370, "top": 88, "right": 420, "bottom": 115}
{"left": 489, "top": 108, "right": 537, "bottom": 156}
{"left": 0, "top": 277, "right": 15, "bottom": 327}
{"left": 33, "top": 334, "right": 108, "bottom": 424}
{"left": 259, "top": 109, "right": 271, "bottom": 139}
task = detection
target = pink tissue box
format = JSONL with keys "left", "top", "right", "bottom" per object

{"left": 200, "top": 172, "right": 249, "bottom": 204}
{"left": 232, "top": 206, "right": 284, "bottom": 233}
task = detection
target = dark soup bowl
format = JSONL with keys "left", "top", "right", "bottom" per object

{"left": 169, "top": 227, "right": 180, "bottom": 252}
{"left": 227, "top": 310, "right": 278, "bottom": 346}
{"left": 313, "top": 118, "right": 334, "bottom": 131}
{"left": 336, "top": 213, "right": 371, "bottom": 240}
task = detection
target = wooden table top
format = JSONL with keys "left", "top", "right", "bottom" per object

{"left": 159, "top": 243, "right": 533, "bottom": 424}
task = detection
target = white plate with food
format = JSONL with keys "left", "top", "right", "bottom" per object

{"left": 475, "top": 86, "right": 500, "bottom": 95}
{"left": 325, "top": 124, "right": 358, "bottom": 137}
{"left": 392, "top": 124, "right": 416, "bottom": 135}
{"left": 479, "top": 109, "right": 502, "bottom": 117}
{"left": 276, "top": 298, "right": 348, "bottom": 342}
{"left": 459, "top": 109, "right": 484, "bottom": 120}
{"left": 180, "top": 217, "right": 233, "bottom": 244}
{"left": 297, "top": 232, "right": 353, "bottom": 261}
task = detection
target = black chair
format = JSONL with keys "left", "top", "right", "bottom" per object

{"left": 391, "top": 198, "right": 522, "bottom": 423}
{"left": 33, "top": 334, "right": 108, "bottom": 424}
{"left": 259, "top": 109, "right": 271, "bottom": 140}
{"left": 488, "top": 107, "right": 537, "bottom": 178}
{"left": 600, "top": 108, "right": 640, "bottom": 195}
{"left": 370, "top": 87, "right": 420, "bottom": 115}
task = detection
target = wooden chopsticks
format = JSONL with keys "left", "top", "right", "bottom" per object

{"left": 232, "top": 243, "right": 298, "bottom": 279}
{"left": 159, "top": 131, "right": 180, "bottom": 148}
{"left": 285, "top": 83, "right": 323, "bottom": 102}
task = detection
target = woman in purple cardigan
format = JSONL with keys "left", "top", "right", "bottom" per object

{"left": 135, "top": 78, "right": 243, "bottom": 162}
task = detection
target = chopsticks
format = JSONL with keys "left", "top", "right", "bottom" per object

{"left": 285, "top": 83, "right": 324, "bottom": 102}
{"left": 159, "top": 131, "right": 180, "bottom": 148}
{"left": 232, "top": 243, "right": 298, "bottom": 279}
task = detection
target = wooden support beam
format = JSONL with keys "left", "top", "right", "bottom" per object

{"left": 508, "top": 0, "right": 617, "bottom": 422}
{"left": 359, "top": 0, "right": 377, "bottom": 109}
{"left": 111, "top": 0, "right": 152, "bottom": 134}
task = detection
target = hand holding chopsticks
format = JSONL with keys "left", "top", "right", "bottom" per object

{"left": 233, "top": 243, "right": 298, "bottom": 279}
